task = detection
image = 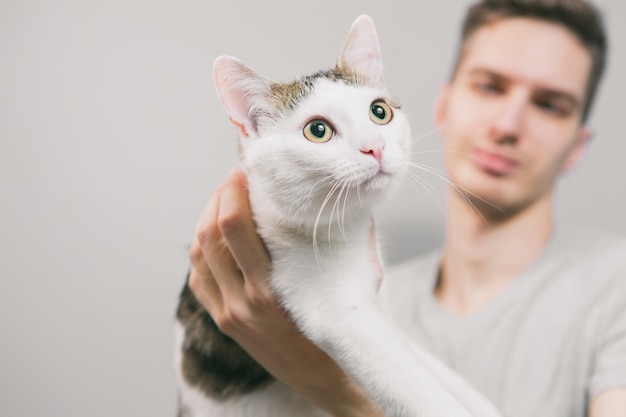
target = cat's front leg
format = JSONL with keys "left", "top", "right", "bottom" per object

{"left": 296, "top": 303, "right": 473, "bottom": 417}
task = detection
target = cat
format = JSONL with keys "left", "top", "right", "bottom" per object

{"left": 175, "top": 15, "right": 502, "bottom": 417}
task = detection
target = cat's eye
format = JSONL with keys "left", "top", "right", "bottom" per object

{"left": 303, "top": 119, "right": 334, "bottom": 143}
{"left": 369, "top": 100, "right": 393, "bottom": 125}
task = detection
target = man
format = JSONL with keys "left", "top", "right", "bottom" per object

{"left": 188, "top": 0, "right": 626, "bottom": 416}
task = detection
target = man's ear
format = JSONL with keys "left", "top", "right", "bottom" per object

{"left": 433, "top": 83, "right": 451, "bottom": 131}
{"left": 561, "top": 127, "right": 593, "bottom": 173}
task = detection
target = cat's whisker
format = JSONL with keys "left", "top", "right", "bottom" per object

{"left": 329, "top": 179, "right": 347, "bottom": 246}
{"left": 355, "top": 181, "right": 364, "bottom": 208}
{"left": 340, "top": 182, "right": 351, "bottom": 242}
{"left": 411, "top": 123, "right": 456, "bottom": 145}
{"left": 409, "top": 149, "right": 470, "bottom": 157}
{"left": 408, "top": 161, "right": 506, "bottom": 223}
{"left": 404, "top": 170, "right": 446, "bottom": 216}
{"left": 427, "top": 148, "right": 518, "bottom": 167}
{"left": 313, "top": 178, "right": 342, "bottom": 263}
{"left": 310, "top": 172, "right": 335, "bottom": 190}
{"left": 336, "top": 180, "right": 352, "bottom": 244}
{"left": 409, "top": 162, "right": 478, "bottom": 209}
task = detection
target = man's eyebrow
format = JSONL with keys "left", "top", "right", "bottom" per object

{"left": 467, "top": 69, "right": 509, "bottom": 82}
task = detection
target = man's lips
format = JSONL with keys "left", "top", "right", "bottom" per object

{"left": 473, "top": 149, "right": 519, "bottom": 175}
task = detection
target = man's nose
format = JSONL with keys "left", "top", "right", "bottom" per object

{"left": 489, "top": 91, "right": 527, "bottom": 145}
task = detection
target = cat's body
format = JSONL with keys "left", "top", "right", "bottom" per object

{"left": 176, "top": 16, "right": 502, "bottom": 417}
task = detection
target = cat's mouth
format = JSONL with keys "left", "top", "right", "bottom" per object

{"left": 360, "top": 170, "right": 392, "bottom": 189}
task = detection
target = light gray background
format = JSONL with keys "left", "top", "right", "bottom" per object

{"left": 1, "top": 1, "right": 624, "bottom": 416}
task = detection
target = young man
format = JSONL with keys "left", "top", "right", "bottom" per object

{"left": 187, "top": 0, "right": 626, "bottom": 416}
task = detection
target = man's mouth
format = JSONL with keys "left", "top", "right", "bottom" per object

{"left": 473, "top": 149, "right": 519, "bottom": 176}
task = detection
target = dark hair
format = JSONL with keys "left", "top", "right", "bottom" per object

{"left": 453, "top": 0, "right": 608, "bottom": 122}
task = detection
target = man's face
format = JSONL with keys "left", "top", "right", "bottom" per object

{"left": 435, "top": 18, "right": 593, "bottom": 217}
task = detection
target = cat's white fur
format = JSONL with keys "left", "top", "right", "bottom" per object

{"left": 177, "top": 15, "right": 502, "bottom": 417}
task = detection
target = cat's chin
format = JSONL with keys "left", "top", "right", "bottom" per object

{"left": 360, "top": 171, "right": 394, "bottom": 192}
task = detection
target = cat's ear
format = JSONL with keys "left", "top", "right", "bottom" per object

{"left": 338, "top": 15, "right": 384, "bottom": 88}
{"left": 213, "top": 56, "right": 272, "bottom": 138}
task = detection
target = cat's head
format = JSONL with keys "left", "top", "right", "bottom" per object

{"left": 213, "top": 15, "right": 411, "bottom": 231}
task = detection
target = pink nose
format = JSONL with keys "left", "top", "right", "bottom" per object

{"left": 360, "top": 138, "right": 385, "bottom": 165}
{"left": 361, "top": 147, "right": 384, "bottom": 164}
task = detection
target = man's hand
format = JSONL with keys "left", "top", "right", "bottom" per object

{"left": 188, "top": 168, "right": 384, "bottom": 417}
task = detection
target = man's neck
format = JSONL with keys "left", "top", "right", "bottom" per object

{"left": 435, "top": 190, "right": 554, "bottom": 316}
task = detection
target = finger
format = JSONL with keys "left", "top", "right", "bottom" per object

{"left": 218, "top": 169, "right": 272, "bottom": 287}
{"left": 189, "top": 237, "right": 223, "bottom": 314}
{"left": 196, "top": 183, "right": 244, "bottom": 298}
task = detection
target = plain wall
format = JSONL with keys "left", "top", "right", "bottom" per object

{"left": 1, "top": 1, "right": 624, "bottom": 416}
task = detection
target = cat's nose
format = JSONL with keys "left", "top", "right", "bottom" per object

{"left": 360, "top": 138, "right": 385, "bottom": 165}
{"left": 361, "top": 147, "right": 384, "bottom": 165}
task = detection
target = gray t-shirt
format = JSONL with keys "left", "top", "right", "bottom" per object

{"left": 378, "top": 227, "right": 626, "bottom": 417}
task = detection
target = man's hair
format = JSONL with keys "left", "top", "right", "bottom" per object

{"left": 453, "top": 0, "right": 608, "bottom": 122}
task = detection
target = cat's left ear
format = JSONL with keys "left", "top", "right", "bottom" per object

{"left": 213, "top": 56, "right": 272, "bottom": 139}
{"left": 338, "top": 15, "right": 384, "bottom": 88}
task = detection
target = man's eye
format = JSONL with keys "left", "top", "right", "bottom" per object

{"left": 474, "top": 82, "right": 502, "bottom": 94}
{"left": 536, "top": 100, "right": 567, "bottom": 116}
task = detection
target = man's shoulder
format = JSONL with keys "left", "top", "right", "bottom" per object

{"left": 554, "top": 227, "right": 626, "bottom": 271}
{"left": 564, "top": 227, "right": 626, "bottom": 249}
{"left": 544, "top": 228, "right": 626, "bottom": 303}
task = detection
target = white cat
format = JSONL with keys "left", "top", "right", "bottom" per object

{"left": 175, "top": 15, "right": 502, "bottom": 417}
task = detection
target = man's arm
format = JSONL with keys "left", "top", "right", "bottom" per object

{"left": 188, "top": 168, "right": 384, "bottom": 417}
{"left": 589, "top": 389, "right": 626, "bottom": 417}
